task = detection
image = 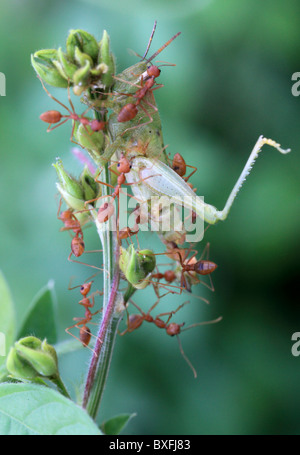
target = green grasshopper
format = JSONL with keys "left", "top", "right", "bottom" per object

{"left": 95, "top": 28, "right": 291, "bottom": 242}
{"left": 126, "top": 136, "right": 290, "bottom": 228}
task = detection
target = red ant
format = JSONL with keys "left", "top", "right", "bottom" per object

{"left": 120, "top": 298, "right": 222, "bottom": 377}
{"left": 116, "top": 65, "right": 161, "bottom": 124}
{"left": 38, "top": 75, "right": 106, "bottom": 143}
{"left": 170, "top": 243, "right": 217, "bottom": 293}
{"left": 115, "top": 30, "right": 181, "bottom": 132}
{"left": 57, "top": 198, "right": 104, "bottom": 271}
{"left": 57, "top": 199, "right": 85, "bottom": 258}
{"left": 172, "top": 153, "right": 197, "bottom": 188}
{"left": 85, "top": 154, "right": 132, "bottom": 212}
{"left": 119, "top": 226, "right": 140, "bottom": 243}
{"left": 148, "top": 243, "right": 217, "bottom": 298}
{"left": 66, "top": 279, "right": 103, "bottom": 350}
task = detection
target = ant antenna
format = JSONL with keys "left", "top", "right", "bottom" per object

{"left": 146, "top": 31, "right": 181, "bottom": 64}
{"left": 142, "top": 20, "right": 157, "bottom": 60}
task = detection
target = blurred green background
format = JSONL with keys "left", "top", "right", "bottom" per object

{"left": 1, "top": 0, "right": 300, "bottom": 435}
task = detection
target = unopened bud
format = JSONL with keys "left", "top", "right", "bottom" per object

{"left": 74, "top": 123, "right": 105, "bottom": 157}
{"left": 53, "top": 159, "right": 86, "bottom": 211}
{"left": 80, "top": 166, "right": 100, "bottom": 201}
{"left": 99, "top": 30, "right": 115, "bottom": 88}
{"left": 6, "top": 337, "right": 58, "bottom": 380}
{"left": 73, "top": 59, "right": 91, "bottom": 88}
{"left": 54, "top": 47, "right": 77, "bottom": 80}
{"left": 31, "top": 52, "right": 68, "bottom": 88}
{"left": 119, "top": 245, "right": 156, "bottom": 289}
{"left": 66, "top": 30, "right": 99, "bottom": 63}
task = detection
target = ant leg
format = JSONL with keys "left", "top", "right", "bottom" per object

{"left": 113, "top": 75, "right": 141, "bottom": 90}
{"left": 46, "top": 118, "right": 69, "bottom": 132}
{"left": 155, "top": 301, "right": 189, "bottom": 325}
{"left": 175, "top": 335, "right": 197, "bottom": 378}
{"left": 185, "top": 164, "right": 198, "bottom": 182}
{"left": 121, "top": 104, "right": 154, "bottom": 136}
{"left": 182, "top": 316, "right": 223, "bottom": 332}
{"left": 68, "top": 252, "right": 109, "bottom": 276}
{"left": 37, "top": 75, "right": 73, "bottom": 115}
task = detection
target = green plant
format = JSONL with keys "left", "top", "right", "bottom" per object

{"left": 0, "top": 26, "right": 290, "bottom": 435}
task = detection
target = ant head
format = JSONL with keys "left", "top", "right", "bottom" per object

{"left": 118, "top": 154, "right": 132, "bottom": 173}
{"left": 164, "top": 270, "right": 176, "bottom": 283}
{"left": 80, "top": 282, "right": 92, "bottom": 296}
{"left": 59, "top": 209, "right": 73, "bottom": 222}
{"left": 147, "top": 65, "right": 161, "bottom": 78}
{"left": 166, "top": 322, "right": 184, "bottom": 336}
{"left": 90, "top": 119, "right": 106, "bottom": 132}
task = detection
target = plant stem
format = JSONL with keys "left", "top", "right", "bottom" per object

{"left": 82, "top": 93, "right": 122, "bottom": 419}
{"left": 82, "top": 265, "right": 120, "bottom": 417}
{"left": 82, "top": 99, "right": 123, "bottom": 418}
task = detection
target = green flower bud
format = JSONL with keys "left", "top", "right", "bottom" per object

{"left": 80, "top": 166, "right": 100, "bottom": 201}
{"left": 33, "top": 49, "right": 59, "bottom": 64}
{"left": 74, "top": 46, "right": 93, "bottom": 68}
{"left": 53, "top": 159, "right": 87, "bottom": 212}
{"left": 119, "top": 245, "right": 156, "bottom": 289}
{"left": 7, "top": 346, "right": 39, "bottom": 380}
{"left": 74, "top": 123, "right": 105, "bottom": 158}
{"left": 55, "top": 47, "right": 78, "bottom": 79}
{"left": 41, "top": 339, "right": 58, "bottom": 363}
{"left": 66, "top": 30, "right": 99, "bottom": 63}
{"left": 56, "top": 183, "right": 86, "bottom": 212}
{"left": 90, "top": 63, "right": 108, "bottom": 77}
{"left": 31, "top": 52, "right": 68, "bottom": 88}
{"left": 73, "top": 60, "right": 91, "bottom": 89}
{"left": 53, "top": 158, "right": 84, "bottom": 200}
{"left": 99, "top": 30, "right": 115, "bottom": 88}
{"left": 6, "top": 337, "right": 58, "bottom": 380}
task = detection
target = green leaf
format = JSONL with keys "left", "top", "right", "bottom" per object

{"left": 0, "top": 271, "right": 16, "bottom": 367}
{"left": 17, "top": 280, "right": 57, "bottom": 344}
{"left": 0, "top": 365, "right": 8, "bottom": 382}
{"left": 100, "top": 413, "right": 137, "bottom": 435}
{"left": 0, "top": 383, "right": 102, "bottom": 435}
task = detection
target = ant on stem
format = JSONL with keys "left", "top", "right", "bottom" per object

{"left": 57, "top": 198, "right": 85, "bottom": 258}
{"left": 57, "top": 198, "right": 104, "bottom": 271}
{"left": 66, "top": 278, "right": 103, "bottom": 352}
